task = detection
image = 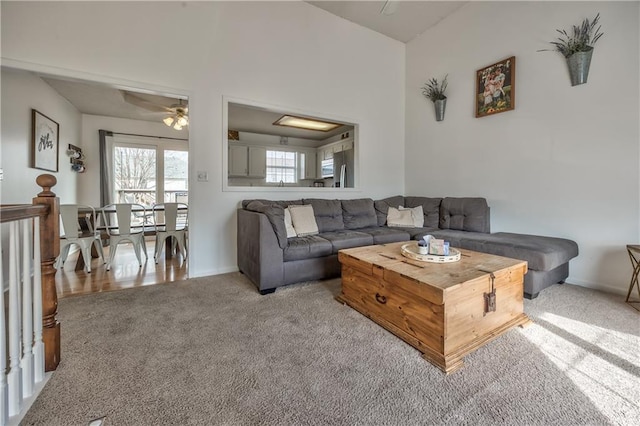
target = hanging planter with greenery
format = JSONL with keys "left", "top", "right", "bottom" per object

{"left": 540, "top": 13, "right": 603, "bottom": 86}
{"left": 421, "top": 75, "right": 448, "bottom": 122}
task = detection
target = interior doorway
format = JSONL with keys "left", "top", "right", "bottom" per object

{"left": 17, "top": 68, "right": 191, "bottom": 293}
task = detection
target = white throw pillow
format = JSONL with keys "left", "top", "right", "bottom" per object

{"left": 288, "top": 204, "right": 319, "bottom": 237}
{"left": 387, "top": 206, "right": 414, "bottom": 228}
{"left": 399, "top": 205, "right": 424, "bottom": 228}
{"left": 284, "top": 208, "right": 297, "bottom": 238}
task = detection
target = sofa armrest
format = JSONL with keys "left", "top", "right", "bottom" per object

{"left": 237, "top": 209, "right": 284, "bottom": 292}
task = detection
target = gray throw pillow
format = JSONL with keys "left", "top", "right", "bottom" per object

{"left": 342, "top": 198, "right": 377, "bottom": 229}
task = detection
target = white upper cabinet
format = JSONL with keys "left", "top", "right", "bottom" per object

{"left": 303, "top": 150, "right": 317, "bottom": 179}
{"left": 228, "top": 145, "right": 248, "bottom": 177}
{"left": 248, "top": 146, "right": 266, "bottom": 178}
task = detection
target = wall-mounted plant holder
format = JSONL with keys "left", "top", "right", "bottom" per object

{"left": 67, "top": 144, "right": 86, "bottom": 173}
{"left": 539, "top": 14, "right": 603, "bottom": 87}
{"left": 434, "top": 99, "right": 447, "bottom": 122}
{"left": 566, "top": 48, "right": 593, "bottom": 86}
{"left": 421, "top": 75, "right": 448, "bottom": 122}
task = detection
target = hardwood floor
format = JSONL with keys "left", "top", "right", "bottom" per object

{"left": 55, "top": 238, "right": 188, "bottom": 298}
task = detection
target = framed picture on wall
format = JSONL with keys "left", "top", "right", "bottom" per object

{"left": 475, "top": 56, "right": 515, "bottom": 118}
{"left": 32, "top": 109, "right": 59, "bottom": 172}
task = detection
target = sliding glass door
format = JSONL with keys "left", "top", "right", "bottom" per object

{"left": 114, "top": 145, "right": 157, "bottom": 205}
{"left": 113, "top": 136, "right": 188, "bottom": 206}
{"left": 164, "top": 149, "right": 189, "bottom": 203}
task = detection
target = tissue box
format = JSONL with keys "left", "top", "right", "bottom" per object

{"left": 428, "top": 238, "right": 446, "bottom": 255}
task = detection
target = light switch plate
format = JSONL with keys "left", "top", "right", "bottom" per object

{"left": 196, "top": 171, "right": 208, "bottom": 182}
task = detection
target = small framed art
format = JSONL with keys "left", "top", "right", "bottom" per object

{"left": 32, "top": 109, "right": 59, "bottom": 172}
{"left": 475, "top": 56, "right": 515, "bottom": 118}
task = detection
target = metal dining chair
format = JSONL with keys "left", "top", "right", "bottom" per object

{"left": 56, "top": 204, "right": 105, "bottom": 273}
{"left": 101, "top": 203, "right": 149, "bottom": 270}
{"left": 152, "top": 202, "right": 188, "bottom": 263}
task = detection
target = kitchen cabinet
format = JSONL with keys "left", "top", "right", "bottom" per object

{"left": 229, "top": 145, "right": 248, "bottom": 176}
{"left": 322, "top": 148, "right": 333, "bottom": 160}
{"left": 228, "top": 145, "right": 266, "bottom": 178}
{"left": 333, "top": 139, "right": 354, "bottom": 153}
{"left": 248, "top": 146, "right": 266, "bottom": 178}
{"left": 302, "top": 150, "right": 317, "bottom": 179}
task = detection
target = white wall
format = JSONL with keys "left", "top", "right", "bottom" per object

{"left": 1, "top": 1, "right": 406, "bottom": 278}
{"left": 1, "top": 69, "right": 82, "bottom": 288}
{"left": 0, "top": 69, "right": 81, "bottom": 203}
{"left": 405, "top": 2, "right": 640, "bottom": 294}
{"left": 80, "top": 114, "right": 188, "bottom": 206}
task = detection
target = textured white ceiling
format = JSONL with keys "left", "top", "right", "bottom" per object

{"left": 42, "top": 77, "right": 183, "bottom": 123}
{"left": 306, "top": 1, "right": 467, "bottom": 43}
{"left": 37, "top": 2, "right": 468, "bottom": 133}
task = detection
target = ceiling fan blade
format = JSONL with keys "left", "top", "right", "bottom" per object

{"left": 380, "top": 0, "right": 399, "bottom": 15}
{"left": 122, "top": 91, "right": 172, "bottom": 113}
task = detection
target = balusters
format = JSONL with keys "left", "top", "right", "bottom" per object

{"left": 33, "top": 216, "right": 45, "bottom": 383}
{"left": 0, "top": 174, "right": 58, "bottom": 424}
{"left": 7, "top": 221, "right": 23, "bottom": 416}
{"left": 0, "top": 216, "right": 47, "bottom": 424}
{"left": 21, "top": 220, "right": 35, "bottom": 398}
{"left": 0, "top": 240, "right": 7, "bottom": 426}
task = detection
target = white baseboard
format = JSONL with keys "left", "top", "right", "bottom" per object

{"left": 565, "top": 276, "right": 628, "bottom": 297}
{"left": 190, "top": 265, "right": 238, "bottom": 279}
{"left": 7, "top": 371, "right": 52, "bottom": 426}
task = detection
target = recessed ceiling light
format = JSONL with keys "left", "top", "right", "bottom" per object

{"left": 273, "top": 115, "right": 341, "bottom": 132}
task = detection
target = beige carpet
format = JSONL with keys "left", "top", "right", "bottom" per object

{"left": 21, "top": 273, "right": 640, "bottom": 425}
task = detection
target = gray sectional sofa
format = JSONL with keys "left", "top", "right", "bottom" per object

{"left": 237, "top": 196, "right": 579, "bottom": 299}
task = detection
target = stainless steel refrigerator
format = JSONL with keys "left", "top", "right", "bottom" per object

{"left": 333, "top": 149, "right": 354, "bottom": 188}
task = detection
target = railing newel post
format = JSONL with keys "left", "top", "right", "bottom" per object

{"left": 32, "top": 174, "right": 60, "bottom": 372}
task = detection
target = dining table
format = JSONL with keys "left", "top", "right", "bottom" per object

{"left": 71, "top": 204, "right": 187, "bottom": 271}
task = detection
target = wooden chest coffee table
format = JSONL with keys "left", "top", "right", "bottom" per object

{"left": 336, "top": 242, "right": 531, "bottom": 373}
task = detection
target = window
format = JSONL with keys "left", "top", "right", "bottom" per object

{"left": 114, "top": 145, "right": 157, "bottom": 205}
{"left": 113, "top": 137, "right": 188, "bottom": 205}
{"left": 164, "top": 150, "right": 189, "bottom": 203}
{"left": 266, "top": 150, "right": 297, "bottom": 184}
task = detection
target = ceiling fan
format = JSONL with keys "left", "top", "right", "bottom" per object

{"left": 121, "top": 91, "right": 189, "bottom": 130}
{"left": 380, "top": 0, "right": 400, "bottom": 15}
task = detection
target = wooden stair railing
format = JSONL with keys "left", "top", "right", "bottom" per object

{"left": 2, "top": 174, "right": 61, "bottom": 371}
{"left": 0, "top": 174, "right": 60, "bottom": 423}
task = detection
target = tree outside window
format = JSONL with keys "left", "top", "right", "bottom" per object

{"left": 114, "top": 146, "right": 156, "bottom": 205}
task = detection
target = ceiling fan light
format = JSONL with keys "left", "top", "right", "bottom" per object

{"left": 173, "top": 122, "right": 183, "bottom": 130}
{"left": 163, "top": 116, "right": 175, "bottom": 127}
{"left": 177, "top": 115, "right": 188, "bottom": 127}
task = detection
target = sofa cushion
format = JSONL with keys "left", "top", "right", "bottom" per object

{"left": 404, "top": 196, "right": 442, "bottom": 228}
{"left": 244, "top": 201, "right": 288, "bottom": 249}
{"left": 439, "top": 197, "right": 490, "bottom": 233}
{"left": 288, "top": 204, "right": 319, "bottom": 237}
{"left": 283, "top": 235, "right": 333, "bottom": 262}
{"left": 303, "top": 199, "right": 344, "bottom": 232}
{"left": 427, "top": 229, "right": 476, "bottom": 248}
{"left": 374, "top": 196, "right": 405, "bottom": 226}
{"left": 393, "top": 226, "right": 440, "bottom": 239}
{"left": 319, "top": 230, "right": 374, "bottom": 254}
{"left": 356, "top": 227, "right": 411, "bottom": 244}
{"left": 458, "top": 232, "right": 579, "bottom": 272}
{"left": 342, "top": 198, "right": 377, "bottom": 229}
{"left": 242, "top": 199, "right": 303, "bottom": 209}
